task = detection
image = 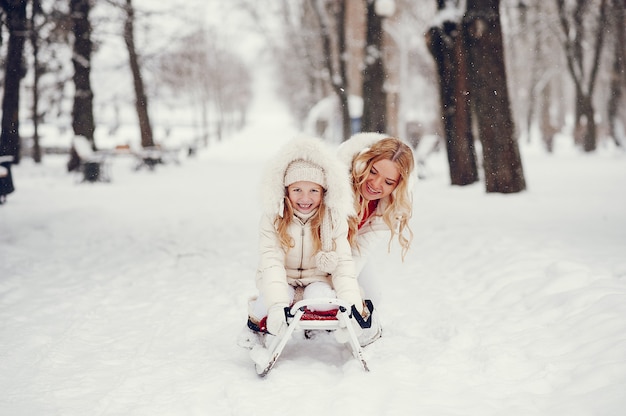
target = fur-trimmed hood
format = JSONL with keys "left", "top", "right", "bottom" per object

{"left": 336, "top": 132, "right": 389, "bottom": 170}
{"left": 260, "top": 136, "right": 355, "bottom": 220}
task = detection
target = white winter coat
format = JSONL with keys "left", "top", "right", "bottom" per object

{"left": 337, "top": 133, "right": 396, "bottom": 276}
{"left": 255, "top": 136, "right": 363, "bottom": 310}
{"left": 351, "top": 201, "right": 390, "bottom": 276}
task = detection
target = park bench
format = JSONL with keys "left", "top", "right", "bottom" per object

{"left": 131, "top": 144, "right": 181, "bottom": 171}
{"left": 70, "top": 135, "right": 111, "bottom": 183}
{"left": 0, "top": 155, "right": 14, "bottom": 204}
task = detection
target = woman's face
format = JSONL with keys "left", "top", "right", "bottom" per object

{"left": 360, "top": 159, "right": 400, "bottom": 201}
{"left": 287, "top": 181, "right": 323, "bottom": 214}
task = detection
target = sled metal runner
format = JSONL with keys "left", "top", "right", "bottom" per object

{"left": 252, "top": 298, "right": 374, "bottom": 377}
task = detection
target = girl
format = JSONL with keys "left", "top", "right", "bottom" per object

{"left": 245, "top": 136, "right": 363, "bottom": 339}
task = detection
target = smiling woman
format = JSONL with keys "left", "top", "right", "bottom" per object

{"left": 337, "top": 132, "right": 415, "bottom": 342}
{"left": 338, "top": 132, "right": 415, "bottom": 268}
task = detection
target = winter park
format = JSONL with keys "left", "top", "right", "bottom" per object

{"left": 1, "top": 1, "right": 626, "bottom": 415}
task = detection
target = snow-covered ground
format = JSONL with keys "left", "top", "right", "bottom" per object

{"left": 1, "top": 100, "right": 626, "bottom": 415}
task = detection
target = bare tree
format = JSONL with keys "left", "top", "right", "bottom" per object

{"left": 555, "top": 0, "right": 608, "bottom": 152}
{"left": 104, "top": 0, "right": 154, "bottom": 148}
{"left": 311, "top": 0, "right": 351, "bottom": 141}
{"left": 70, "top": 0, "right": 95, "bottom": 148}
{"left": 29, "top": 0, "right": 43, "bottom": 162}
{"left": 0, "top": 0, "right": 28, "bottom": 163}
{"left": 123, "top": 0, "right": 153, "bottom": 148}
{"left": 361, "top": 0, "right": 387, "bottom": 133}
{"left": 607, "top": 0, "right": 625, "bottom": 146}
{"left": 426, "top": 0, "right": 479, "bottom": 186}
{"left": 463, "top": 0, "right": 526, "bottom": 193}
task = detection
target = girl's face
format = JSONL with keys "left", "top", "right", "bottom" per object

{"left": 287, "top": 181, "right": 323, "bottom": 214}
{"left": 360, "top": 159, "right": 400, "bottom": 201}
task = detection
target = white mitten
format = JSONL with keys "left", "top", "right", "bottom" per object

{"left": 266, "top": 303, "right": 289, "bottom": 336}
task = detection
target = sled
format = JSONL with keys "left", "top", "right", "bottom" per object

{"left": 250, "top": 298, "right": 375, "bottom": 377}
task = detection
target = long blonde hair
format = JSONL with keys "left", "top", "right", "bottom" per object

{"left": 349, "top": 137, "right": 414, "bottom": 259}
{"left": 275, "top": 196, "right": 325, "bottom": 253}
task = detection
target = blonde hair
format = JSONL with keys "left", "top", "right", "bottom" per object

{"left": 349, "top": 137, "right": 414, "bottom": 259}
{"left": 275, "top": 196, "right": 326, "bottom": 253}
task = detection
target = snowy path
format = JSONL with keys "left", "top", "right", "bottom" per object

{"left": 1, "top": 121, "right": 626, "bottom": 415}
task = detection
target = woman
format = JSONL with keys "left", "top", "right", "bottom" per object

{"left": 338, "top": 132, "right": 415, "bottom": 344}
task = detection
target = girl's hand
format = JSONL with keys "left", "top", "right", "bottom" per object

{"left": 266, "top": 303, "right": 289, "bottom": 336}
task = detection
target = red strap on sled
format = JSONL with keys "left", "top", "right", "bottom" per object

{"left": 300, "top": 307, "right": 339, "bottom": 321}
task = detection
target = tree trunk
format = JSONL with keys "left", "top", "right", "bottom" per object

{"left": 335, "top": 0, "right": 351, "bottom": 141}
{"left": 0, "top": 0, "right": 28, "bottom": 163}
{"left": 30, "top": 0, "right": 42, "bottom": 163}
{"left": 579, "top": 94, "right": 597, "bottom": 152}
{"left": 608, "top": 0, "right": 625, "bottom": 146}
{"left": 464, "top": 0, "right": 526, "bottom": 193}
{"left": 427, "top": 15, "right": 479, "bottom": 186}
{"left": 360, "top": 0, "right": 387, "bottom": 134}
{"left": 124, "top": 0, "right": 154, "bottom": 148}
{"left": 70, "top": 0, "right": 96, "bottom": 148}
{"left": 556, "top": 0, "right": 607, "bottom": 152}
{"left": 540, "top": 82, "right": 557, "bottom": 153}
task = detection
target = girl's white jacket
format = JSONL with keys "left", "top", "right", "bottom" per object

{"left": 256, "top": 136, "right": 362, "bottom": 310}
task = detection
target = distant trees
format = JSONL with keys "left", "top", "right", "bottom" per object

{"left": 0, "top": 0, "right": 254, "bottom": 164}
{"left": 505, "top": 0, "right": 563, "bottom": 152}
{"left": 237, "top": 0, "right": 351, "bottom": 139}
{"left": 155, "top": 29, "right": 251, "bottom": 144}
{"left": 503, "top": 0, "right": 624, "bottom": 152}
{"left": 1, "top": 0, "right": 624, "bottom": 191}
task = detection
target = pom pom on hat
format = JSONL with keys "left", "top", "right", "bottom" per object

{"left": 284, "top": 159, "right": 326, "bottom": 189}
{"left": 315, "top": 250, "right": 338, "bottom": 274}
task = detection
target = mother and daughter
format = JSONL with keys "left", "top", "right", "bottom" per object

{"left": 239, "top": 132, "right": 415, "bottom": 348}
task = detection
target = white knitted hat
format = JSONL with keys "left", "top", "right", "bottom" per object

{"left": 284, "top": 159, "right": 327, "bottom": 189}
{"left": 283, "top": 159, "right": 336, "bottom": 273}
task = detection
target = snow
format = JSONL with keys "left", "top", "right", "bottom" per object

{"left": 2, "top": 97, "right": 626, "bottom": 415}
